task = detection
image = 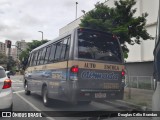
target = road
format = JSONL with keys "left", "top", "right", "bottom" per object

{"left": 2, "top": 75, "right": 152, "bottom": 120}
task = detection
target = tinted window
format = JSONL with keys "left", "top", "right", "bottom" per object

{"left": 29, "top": 54, "right": 33, "bottom": 66}
{"left": 60, "top": 38, "right": 68, "bottom": 60}
{"left": 32, "top": 52, "right": 39, "bottom": 66}
{"left": 64, "top": 37, "right": 70, "bottom": 59}
{"left": 78, "top": 29, "right": 122, "bottom": 62}
{"left": 27, "top": 54, "right": 31, "bottom": 66}
{"left": 0, "top": 69, "right": 6, "bottom": 78}
{"left": 35, "top": 51, "right": 40, "bottom": 65}
{"left": 44, "top": 46, "right": 51, "bottom": 64}
{"left": 49, "top": 44, "right": 56, "bottom": 62}
{"left": 55, "top": 41, "right": 62, "bottom": 61}
{"left": 37, "top": 50, "right": 42, "bottom": 65}
{"left": 39, "top": 48, "right": 46, "bottom": 65}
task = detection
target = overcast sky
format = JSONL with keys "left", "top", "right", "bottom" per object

{"left": 0, "top": 0, "right": 102, "bottom": 44}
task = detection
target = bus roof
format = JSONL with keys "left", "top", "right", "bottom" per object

{"left": 31, "top": 28, "right": 75, "bottom": 53}
{"left": 30, "top": 27, "right": 114, "bottom": 53}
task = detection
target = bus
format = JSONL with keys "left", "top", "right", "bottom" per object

{"left": 24, "top": 27, "right": 125, "bottom": 106}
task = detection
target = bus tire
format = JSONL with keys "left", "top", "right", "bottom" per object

{"left": 42, "top": 86, "right": 50, "bottom": 107}
{"left": 25, "top": 82, "right": 31, "bottom": 95}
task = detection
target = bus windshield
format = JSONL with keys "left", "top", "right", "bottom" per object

{"left": 78, "top": 29, "right": 122, "bottom": 62}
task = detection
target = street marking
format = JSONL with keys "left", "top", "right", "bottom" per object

{"left": 13, "top": 90, "right": 25, "bottom": 93}
{"left": 12, "top": 81, "right": 23, "bottom": 83}
{"left": 16, "top": 93, "right": 55, "bottom": 120}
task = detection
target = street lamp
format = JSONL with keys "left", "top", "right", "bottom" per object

{"left": 38, "top": 31, "right": 43, "bottom": 40}
{"left": 81, "top": 10, "right": 85, "bottom": 15}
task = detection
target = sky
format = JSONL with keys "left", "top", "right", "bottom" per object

{"left": 0, "top": 0, "right": 103, "bottom": 44}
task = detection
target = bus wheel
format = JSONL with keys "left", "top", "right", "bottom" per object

{"left": 42, "top": 86, "right": 50, "bottom": 107}
{"left": 25, "top": 82, "right": 31, "bottom": 95}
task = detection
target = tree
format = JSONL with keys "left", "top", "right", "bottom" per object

{"left": 0, "top": 53, "right": 17, "bottom": 71}
{"left": 19, "top": 40, "right": 49, "bottom": 61}
{"left": 7, "top": 56, "right": 16, "bottom": 71}
{"left": 0, "top": 53, "right": 7, "bottom": 65}
{"left": 80, "top": 0, "right": 153, "bottom": 58}
{"left": 19, "top": 40, "right": 49, "bottom": 69}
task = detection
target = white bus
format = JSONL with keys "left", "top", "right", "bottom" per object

{"left": 24, "top": 27, "right": 125, "bottom": 106}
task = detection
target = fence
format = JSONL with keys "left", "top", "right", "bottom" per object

{"left": 125, "top": 76, "right": 154, "bottom": 90}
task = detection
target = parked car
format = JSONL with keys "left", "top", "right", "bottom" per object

{"left": 0, "top": 66, "right": 13, "bottom": 111}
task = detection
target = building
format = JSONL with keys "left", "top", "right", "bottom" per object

{"left": 59, "top": 0, "right": 158, "bottom": 78}
{"left": 16, "top": 40, "right": 28, "bottom": 59}
{"left": 11, "top": 48, "right": 17, "bottom": 60}
{"left": 0, "top": 40, "right": 28, "bottom": 60}
{"left": 0, "top": 42, "right": 6, "bottom": 55}
{"left": 0, "top": 40, "right": 16, "bottom": 58}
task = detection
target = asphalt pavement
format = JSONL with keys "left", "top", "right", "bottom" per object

{"left": 3, "top": 75, "right": 153, "bottom": 120}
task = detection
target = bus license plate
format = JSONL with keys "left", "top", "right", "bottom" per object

{"left": 95, "top": 93, "right": 106, "bottom": 98}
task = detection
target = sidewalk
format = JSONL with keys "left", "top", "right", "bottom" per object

{"left": 123, "top": 87, "right": 153, "bottom": 109}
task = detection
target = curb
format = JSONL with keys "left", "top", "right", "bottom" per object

{"left": 104, "top": 100, "right": 152, "bottom": 111}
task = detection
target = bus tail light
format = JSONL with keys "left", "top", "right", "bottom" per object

{"left": 121, "top": 69, "right": 125, "bottom": 77}
{"left": 2, "top": 79, "right": 12, "bottom": 89}
{"left": 70, "top": 66, "right": 78, "bottom": 81}
{"left": 70, "top": 66, "right": 79, "bottom": 73}
{"left": 121, "top": 69, "right": 125, "bottom": 85}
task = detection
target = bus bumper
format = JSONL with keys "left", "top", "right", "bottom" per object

{"left": 76, "top": 89, "right": 124, "bottom": 101}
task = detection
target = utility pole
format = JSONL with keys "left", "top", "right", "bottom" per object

{"left": 76, "top": 2, "right": 78, "bottom": 19}
{"left": 6, "top": 40, "right": 12, "bottom": 70}
{"left": 7, "top": 48, "right": 11, "bottom": 71}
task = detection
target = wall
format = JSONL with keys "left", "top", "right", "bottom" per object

{"left": 126, "top": 61, "right": 153, "bottom": 76}
{"left": 59, "top": 17, "right": 82, "bottom": 36}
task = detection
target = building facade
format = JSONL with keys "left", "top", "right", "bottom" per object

{"left": 59, "top": 0, "right": 158, "bottom": 77}
{"left": 16, "top": 40, "right": 28, "bottom": 59}
{"left": 11, "top": 48, "right": 17, "bottom": 60}
{"left": 0, "top": 42, "right": 6, "bottom": 55}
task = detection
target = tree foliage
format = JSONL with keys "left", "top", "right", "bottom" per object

{"left": 19, "top": 40, "right": 49, "bottom": 69}
{"left": 0, "top": 53, "right": 7, "bottom": 65}
{"left": 19, "top": 40, "right": 49, "bottom": 61}
{"left": 80, "top": 0, "right": 153, "bottom": 58}
{"left": 0, "top": 53, "right": 16, "bottom": 71}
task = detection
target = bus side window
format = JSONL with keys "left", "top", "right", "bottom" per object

{"left": 29, "top": 54, "right": 33, "bottom": 66}
{"left": 30, "top": 53, "right": 35, "bottom": 66}
{"left": 39, "top": 48, "right": 47, "bottom": 65}
{"left": 49, "top": 44, "right": 56, "bottom": 63}
{"left": 60, "top": 38, "right": 68, "bottom": 60}
{"left": 35, "top": 51, "right": 40, "bottom": 65}
{"left": 55, "top": 41, "right": 63, "bottom": 61}
{"left": 44, "top": 46, "right": 51, "bottom": 64}
{"left": 65, "top": 37, "right": 70, "bottom": 59}
{"left": 37, "top": 50, "right": 42, "bottom": 65}
{"left": 33, "top": 51, "right": 39, "bottom": 66}
{"left": 31, "top": 53, "right": 35, "bottom": 66}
